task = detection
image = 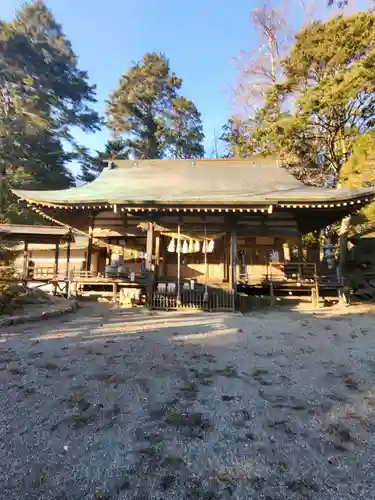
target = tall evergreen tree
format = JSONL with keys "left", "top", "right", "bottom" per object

{"left": 0, "top": 0, "right": 100, "bottom": 221}
{"left": 106, "top": 53, "right": 204, "bottom": 160}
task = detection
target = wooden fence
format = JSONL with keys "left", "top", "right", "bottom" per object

{"left": 152, "top": 283, "right": 235, "bottom": 311}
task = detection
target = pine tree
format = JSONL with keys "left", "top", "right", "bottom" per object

{"left": 106, "top": 52, "right": 204, "bottom": 160}
{"left": 0, "top": 1, "right": 100, "bottom": 221}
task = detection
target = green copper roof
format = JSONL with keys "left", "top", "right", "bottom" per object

{"left": 12, "top": 159, "right": 375, "bottom": 206}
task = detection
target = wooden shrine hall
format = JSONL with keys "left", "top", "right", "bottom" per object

{"left": 11, "top": 158, "right": 375, "bottom": 310}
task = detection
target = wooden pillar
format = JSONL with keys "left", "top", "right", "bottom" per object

{"left": 106, "top": 246, "right": 112, "bottom": 265}
{"left": 203, "top": 221, "right": 208, "bottom": 301}
{"left": 53, "top": 242, "right": 59, "bottom": 296}
{"left": 113, "top": 282, "right": 118, "bottom": 303}
{"left": 229, "top": 229, "right": 237, "bottom": 291}
{"left": 177, "top": 222, "right": 181, "bottom": 304}
{"left": 223, "top": 234, "right": 229, "bottom": 282}
{"left": 145, "top": 222, "right": 155, "bottom": 309}
{"left": 65, "top": 240, "right": 71, "bottom": 279}
{"left": 298, "top": 235, "right": 304, "bottom": 261}
{"left": 87, "top": 218, "right": 94, "bottom": 272}
{"left": 54, "top": 242, "right": 59, "bottom": 276}
{"left": 146, "top": 222, "right": 154, "bottom": 271}
{"left": 157, "top": 235, "right": 166, "bottom": 279}
{"left": 22, "top": 241, "right": 28, "bottom": 279}
{"left": 162, "top": 236, "right": 168, "bottom": 279}
{"left": 155, "top": 235, "right": 160, "bottom": 266}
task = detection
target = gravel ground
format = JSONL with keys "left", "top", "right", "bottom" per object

{"left": 2, "top": 302, "right": 375, "bottom": 499}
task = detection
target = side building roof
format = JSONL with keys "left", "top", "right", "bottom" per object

{"left": 12, "top": 158, "right": 375, "bottom": 208}
{"left": 0, "top": 224, "right": 74, "bottom": 243}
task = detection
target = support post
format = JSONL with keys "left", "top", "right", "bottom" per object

{"left": 146, "top": 222, "right": 154, "bottom": 271}
{"left": 314, "top": 263, "right": 319, "bottom": 308}
{"left": 53, "top": 242, "right": 59, "bottom": 295}
{"left": 157, "top": 235, "right": 165, "bottom": 279}
{"left": 204, "top": 221, "right": 208, "bottom": 302}
{"left": 270, "top": 279, "right": 276, "bottom": 307}
{"left": 155, "top": 235, "right": 160, "bottom": 272}
{"left": 113, "top": 282, "right": 118, "bottom": 304}
{"left": 298, "top": 235, "right": 304, "bottom": 261}
{"left": 65, "top": 240, "right": 71, "bottom": 279}
{"left": 146, "top": 222, "right": 155, "bottom": 308}
{"left": 177, "top": 223, "right": 181, "bottom": 306}
{"left": 229, "top": 229, "right": 237, "bottom": 291}
{"left": 87, "top": 218, "right": 94, "bottom": 273}
{"left": 223, "top": 234, "right": 229, "bottom": 282}
{"left": 22, "top": 241, "right": 28, "bottom": 279}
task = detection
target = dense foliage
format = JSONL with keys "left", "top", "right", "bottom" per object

{"left": 224, "top": 10, "right": 375, "bottom": 192}
{"left": 0, "top": 1, "right": 100, "bottom": 221}
{"left": 106, "top": 53, "right": 204, "bottom": 161}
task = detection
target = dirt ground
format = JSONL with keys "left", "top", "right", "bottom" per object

{"left": 2, "top": 302, "right": 375, "bottom": 500}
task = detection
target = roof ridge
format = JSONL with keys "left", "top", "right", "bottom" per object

{"left": 108, "top": 158, "right": 280, "bottom": 169}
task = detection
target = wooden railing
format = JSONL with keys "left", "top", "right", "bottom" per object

{"left": 70, "top": 270, "right": 145, "bottom": 282}
{"left": 238, "top": 261, "right": 318, "bottom": 286}
{"left": 30, "top": 266, "right": 56, "bottom": 279}
{"left": 269, "top": 261, "right": 317, "bottom": 283}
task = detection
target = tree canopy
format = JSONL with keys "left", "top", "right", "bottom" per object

{"left": 106, "top": 52, "right": 204, "bottom": 160}
{"left": 225, "top": 10, "right": 375, "bottom": 186}
{"left": 0, "top": 0, "right": 100, "bottom": 221}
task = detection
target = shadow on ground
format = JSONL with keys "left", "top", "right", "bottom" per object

{"left": 1, "top": 301, "right": 375, "bottom": 499}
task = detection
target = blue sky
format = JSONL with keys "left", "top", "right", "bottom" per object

{"left": 0, "top": 0, "right": 367, "bottom": 174}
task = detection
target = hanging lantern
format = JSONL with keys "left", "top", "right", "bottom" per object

{"left": 208, "top": 240, "right": 215, "bottom": 253}
{"left": 202, "top": 240, "right": 207, "bottom": 253}
{"left": 167, "top": 238, "right": 176, "bottom": 253}
{"left": 188, "top": 239, "right": 194, "bottom": 253}
{"left": 176, "top": 239, "right": 181, "bottom": 253}
{"left": 182, "top": 240, "right": 188, "bottom": 254}
{"left": 194, "top": 240, "right": 200, "bottom": 253}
